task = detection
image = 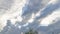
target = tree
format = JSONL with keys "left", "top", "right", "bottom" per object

{"left": 25, "top": 28, "right": 38, "bottom": 34}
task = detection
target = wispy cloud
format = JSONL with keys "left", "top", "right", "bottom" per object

{"left": 0, "top": 0, "right": 60, "bottom": 33}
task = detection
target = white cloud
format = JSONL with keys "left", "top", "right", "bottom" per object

{"left": 48, "top": 0, "right": 57, "bottom": 4}
{"left": 23, "top": 23, "right": 29, "bottom": 27}
{"left": 0, "top": 0, "right": 27, "bottom": 31}
{"left": 40, "top": 8, "right": 60, "bottom": 26}
{"left": 28, "top": 13, "right": 35, "bottom": 23}
{"left": 0, "top": 0, "right": 60, "bottom": 32}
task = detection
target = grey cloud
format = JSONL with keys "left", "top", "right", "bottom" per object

{"left": 21, "top": 0, "right": 51, "bottom": 23}
{"left": 0, "top": 0, "right": 14, "bottom": 14}
{"left": 36, "top": 1, "right": 60, "bottom": 20}
{"left": 22, "top": 0, "right": 50, "bottom": 17}
{"left": 0, "top": 0, "right": 60, "bottom": 34}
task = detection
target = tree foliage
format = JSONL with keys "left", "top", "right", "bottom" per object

{"left": 25, "top": 29, "right": 38, "bottom": 34}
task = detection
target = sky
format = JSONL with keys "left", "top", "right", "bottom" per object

{"left": 0, "top": 0, "right": 60, "bottom": 33}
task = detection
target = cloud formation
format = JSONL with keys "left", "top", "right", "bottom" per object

{"left": 0, "top": 0, "right": 60, "bottom": 34}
